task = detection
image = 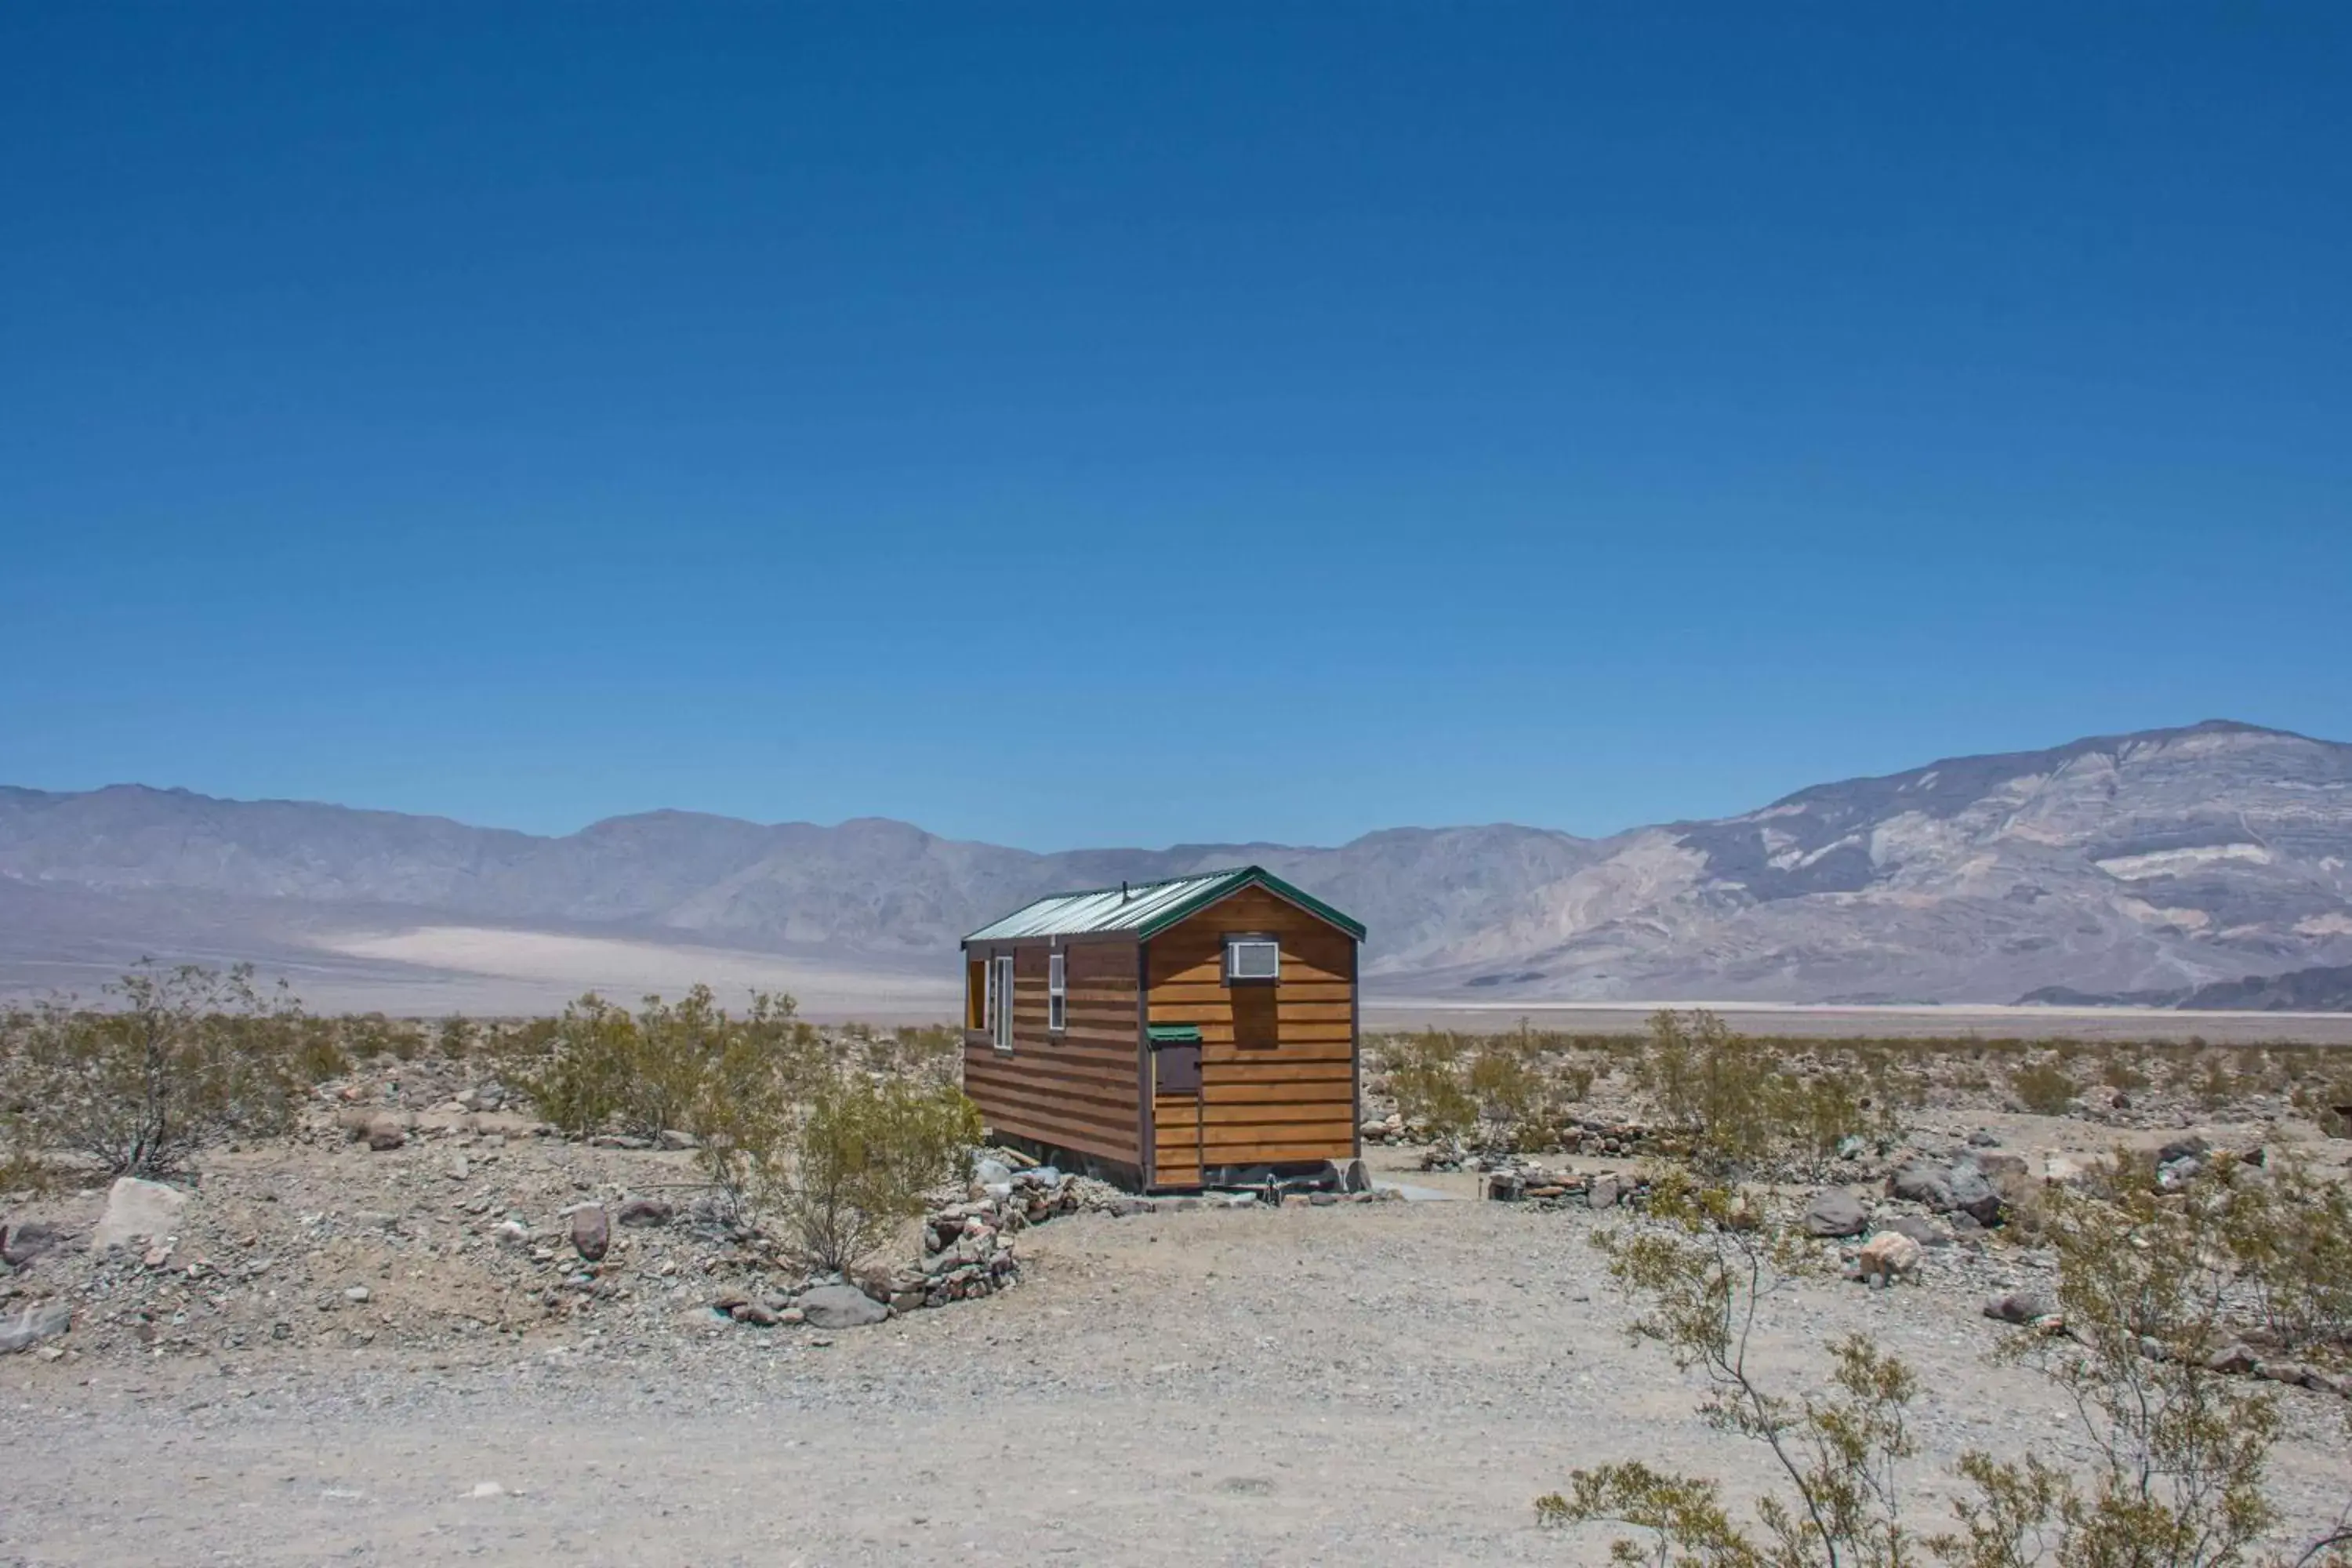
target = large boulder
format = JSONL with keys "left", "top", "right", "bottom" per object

{"left": 1887, "top": 1161, "right": 1954, "bottom": 1211}
{"left": 1803, "top": 1188, "right": 1871, "bottom": 1239}
{"left": 798, "top": 1284, "right": 889, "bottom": 1330}
{"left": 1946, "top": 1161, "right": 2005, "bottom": 1225}
{"left": 91, "top": 1177, "right": 191, "bottom": 1252}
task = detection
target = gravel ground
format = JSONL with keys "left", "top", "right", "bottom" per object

{"left": 5, "top": 1146, "right": 2347, "bottom": 1568}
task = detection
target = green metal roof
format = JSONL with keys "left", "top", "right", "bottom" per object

{"left": 962, "top": 864, "right": 1367, "bottom": 945}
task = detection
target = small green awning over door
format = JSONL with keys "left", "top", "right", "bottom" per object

{"left": 1146, "top": 1024, "right": 1202, "bottom": 1044}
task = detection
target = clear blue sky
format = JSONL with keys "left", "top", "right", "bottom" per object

{"left": 4, "top": 6, "right": 2347, "bottom": 851}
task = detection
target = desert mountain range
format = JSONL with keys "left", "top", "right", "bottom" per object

{"left": 3, "top": 720, "right": 2350, "bottom": 1011}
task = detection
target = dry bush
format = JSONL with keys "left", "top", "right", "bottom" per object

{"left": 1540, "top": 1168, "right": 2347, "bottom": 1568}
{"left": 1639, "top": 1011, "right": 1898, "bottom": 1177}
{"left": 0, "top": 962, "right": 310, "bottom": 1178}
{"left": 1384, "top": 1032, "right": 1478, "bottom": 1142}
{"left": 509, "top": 986, "right": 816, "bottom": 1156}
{"left": 2009, "top": 1059, "right": 2076, "bottom": 1116}
{"left": 752, "top": 1068, "right": 982, "bottom": 1272}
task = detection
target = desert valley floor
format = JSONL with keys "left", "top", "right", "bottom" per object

{"left": 6, "top": 1122, "right": 2349, "bottom": 1568}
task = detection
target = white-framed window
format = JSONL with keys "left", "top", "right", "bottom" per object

{"left": 1225, "top": 937, "right": 1281, "bottom": 984}
{"left": 1047, "top": 949, "right": 1066, "bottom": 1032}
{"left": 991, "top": 954, "right": 1015, "bottom": 1053}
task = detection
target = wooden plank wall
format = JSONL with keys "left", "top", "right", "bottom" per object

{"left": 1145, "top": 886, "right": 1358, "bottom": 1172}
{"left": 960, "top": 939, "right": 1142, "bottom": 1167}
{"left": 1152, "top": 1089, "right": 1201, "bottom": 1188}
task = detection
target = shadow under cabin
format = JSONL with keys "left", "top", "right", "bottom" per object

{"left": 959, "top": 866, "right": 1366, "bottom": 1192}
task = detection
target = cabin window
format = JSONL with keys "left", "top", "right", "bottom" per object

{"left": 1225, "top": 937, "right": 1280, "bottom": 984}
{"left": 1047, "top": 950, "right": 1066, "bottom": 1033}
{"left": 990, "top": 954, "right": 1015, "bottom": 1053}
{"left": 965, "top": 958, "right": 986, "bottom": 1030}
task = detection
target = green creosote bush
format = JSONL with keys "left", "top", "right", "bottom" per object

{"left": 1537, "top": 1164, "right": 2352, "bottom": 1568}
{"left": 1385, "top": 1032, "right": 1478, "bottom": 1142}
{"left": 752, "top": 1067, "right": 983, "bottom": 1272}
{"left": 2009, "top": 1060, "right": 2076, "bottom": 1116}
{"left": 510, "top": 985, "right": 817, "bottom": 1162}
{"left": 1640, "top": 1011, "right": 1898, "bottom": 1176}
{"left": 0, "top": 961, "right": 309, "bottom": 1179}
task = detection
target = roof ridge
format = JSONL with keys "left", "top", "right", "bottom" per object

{"left": 1019, "top": 864, "right": 1256, "bottom": 904}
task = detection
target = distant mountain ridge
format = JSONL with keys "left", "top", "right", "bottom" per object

{"left": 5, "top": 719, "right": 2351, "bottom": 1006}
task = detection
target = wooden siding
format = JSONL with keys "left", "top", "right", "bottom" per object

{"left": 1152, "top": 1089, "right": 1202, "bottom": 1187}
{"left": 1145, "top": 885, "right": 1359, "bottom": 1177}
{"left": 961, "top": 938, "right": 1142, "bottom": 1167}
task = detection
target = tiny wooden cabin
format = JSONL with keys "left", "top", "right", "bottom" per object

{"left": 960, "top": 866, "right": 1365, "bottom": 1190}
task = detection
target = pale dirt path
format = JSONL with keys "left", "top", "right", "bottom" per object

{"left": 5, "top": 1189, "right": 2347, "bottom": 1566}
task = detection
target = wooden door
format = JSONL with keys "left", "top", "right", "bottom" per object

{"left": 1151, "top": 1041, "right": 1203, "bottom": 1189}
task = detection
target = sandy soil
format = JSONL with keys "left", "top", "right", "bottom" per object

{"left": 309, "top": 927, "right": 960, "bottom": 1018}
{"left": 5, "top": 1141, "right": 2347, "bottom": 1568}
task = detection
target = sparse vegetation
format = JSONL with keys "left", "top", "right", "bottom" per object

{"left": 0, "top": 961, "right": 310, "bottom": 1178}
{"left": 753, "top": 1066, "right": 983, "bottom": 1272}
{"left": 1538, "top": 1156, "right": 2352, "bottom": 1568}
{"left": 2009, "top": 1060, "right": 2076, "bottom": 1116}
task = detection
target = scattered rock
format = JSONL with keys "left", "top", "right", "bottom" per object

{"left": 1856, "top": 1230, "right": 1922, "bottom": 1285}
{"left": 615, "top": 1196, "right": 673, "bottom": 1228}
{"left": 1587, "top": 1175, "right": 1621, "bottom": 1212}
{"left": 91, "top": 1177, "right": 191, "bottom": 1252}
{"left": 657, "top": 1129, "right": 699, "bottom": 1152}
{"left": 1887, "top": 1162, "right": 1953, "bottom": 1211}
{"left": 2205, "top": 1343, "right": 2259, "bottom": 1375}
{"left": 343, "top": 1286, "right": 372, "bottom": 1305}
{"left": 730, "top": 1301, "right": 779, "bottom": 1327}
{"left": 0, "top": 1301, "right": 73, "bottom": 1354}
{"left": 2158, "top": 1134, "right": 2211, "bottom": 1166}
{"left": 365, "top": 1115, "right": 408, "bottom": 1152}
{"left": 1, "top": 1221, "right": 67, "bottom": 1266}
{"left": 798, "top": 1284, "right": 888, "bottom": 1330}
{"left": 571, "top": 1205, "right": 610, "bottom": 1262}
{"left": 1877, "top": 1214, "right": 1951, "bottom": 1248}
{"left": 1803, "top": 1188, "right": 1870, "bottom": 1239}
{"left": 1945, "top": 1161, "right": 2004, "bottom": 1225}
{"left": 1984, "top": 1290, "right": 2056, "bottom": 1325}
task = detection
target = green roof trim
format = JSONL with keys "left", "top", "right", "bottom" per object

{"left": 962, "top": 864, "right": 1368, "bottom": 944}
{"left": 1145, "top": 1024, "right": 1203, "bottom": 1044}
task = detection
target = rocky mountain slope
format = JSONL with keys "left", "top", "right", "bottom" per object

{"left": 4, "top": 720, "right": 2350, "bottom": 1005}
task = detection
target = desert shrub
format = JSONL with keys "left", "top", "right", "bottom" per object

{"left": 2100, "top": 1054, "right": 2151, "bottom": 1093}
{"left": 2195, "top": 1152, "right": 2352, "bottom": 1359}
{"left": 509, "top": 986, "right": 815, "bottom": 1157}
{"left": 339, "top": 1011, "right": 427, "bottom": 1062}
{"left": 753, "top": 1069, "right": 982, "bottom": 1271}
{"left": 435, "top": 1014, "right": 474, "bottom": 1060}
{"left": 510, "top": 993, "right": 637, "bottom": 1138}
{"left": 286, "top": 1018, "right": 351, "bottom": 1083}
{"left": 1942, "top": 1174, "right": 2288, "bottom": 1568}
{"left": 1639, "top": 1011, "right": 1892, "bottom": 1175}
{"left": 1538, "top": 1172, "right": 1920, "bottom": 1565}
{"left": 0, "top": 962, "right": 308, "bottom": 1178}
{"left": 1468, "top": 1044, "right": 1544, "bottom": 1129}
{"left": 2009, "top": 1059, "right": 2075, "bottom": 1116}
{"left": 1540, "top": 1169, "right": 2341, "bottom": 1568}
{"left": 1385, "top": 1033, "right": 1477, "bottom": 1141}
